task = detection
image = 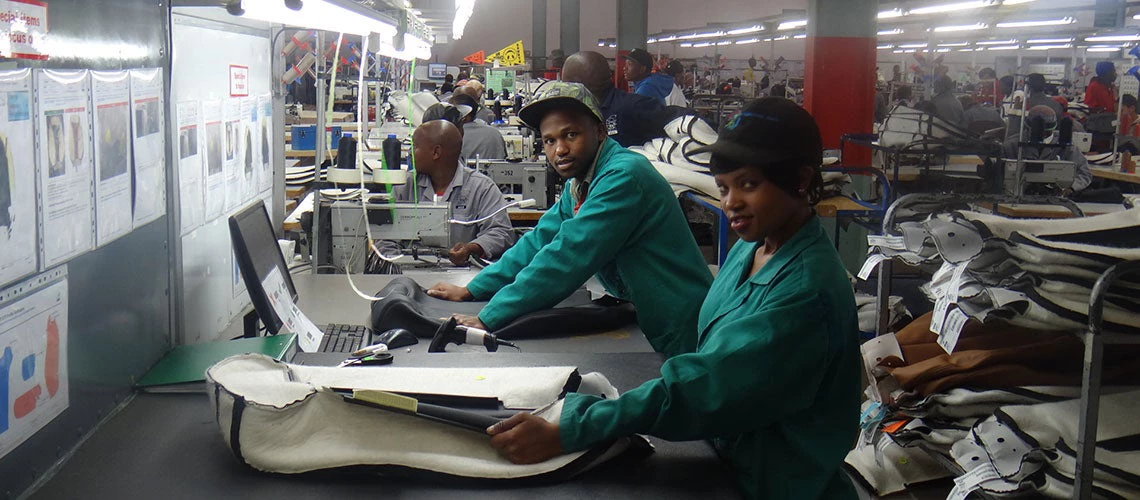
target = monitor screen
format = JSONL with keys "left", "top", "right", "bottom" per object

{"left": 428, "top": 63, "right": 447, "bottom": 80}
{"left": 229, "top": 201, "right": 296, "bottom": 335}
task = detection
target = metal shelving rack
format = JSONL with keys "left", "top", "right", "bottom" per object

{"left": 869, "top": 193, "right": 1136, "bottom": 500}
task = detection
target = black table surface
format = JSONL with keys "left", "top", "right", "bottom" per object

{"left": 31, "top": 352, "right": 741, "bottom": 499}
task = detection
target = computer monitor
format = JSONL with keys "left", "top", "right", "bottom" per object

{"left": 428, "top": 63, "right": 447, "bottom": 80}
{"left": 229, "top": 201, "right": 296, "bottom": 335}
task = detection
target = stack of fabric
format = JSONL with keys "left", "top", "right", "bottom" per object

{"left": 849, "top": 208, "right": 1140, "bottom": 497}
{"left": 286, "top": 164, "right": 322, "bottom": 187}
{"left": 627, "top": 115, "right": 720, "bottom": 200}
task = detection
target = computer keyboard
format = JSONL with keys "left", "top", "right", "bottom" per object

{"left": 319, "top": 323, "right": 369, "bottom": 353}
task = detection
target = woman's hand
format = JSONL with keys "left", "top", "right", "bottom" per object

{"left": 426, "top": 283, "right": 473, "bottom": 301}
{"left": 488, "top": 412, "right": 563, "bottom": 464}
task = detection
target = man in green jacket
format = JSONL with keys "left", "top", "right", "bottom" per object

{"left": 426, "top": 82, "right": 712, "bottom": 357}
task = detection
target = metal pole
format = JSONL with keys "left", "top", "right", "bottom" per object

{"left": 313, "top": 30, "right": 325, "bottom": 273}
{"left": 560, "top": 0, "right": 581, "bottom": 56}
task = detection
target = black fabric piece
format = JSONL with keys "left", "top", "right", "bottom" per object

{"left": 369, "top": 277, "right": 638, "bottom": 340}
{"left": 1098, "top": 434, "right": 1140, "bottom": 453}
{"left": 230, "top": 394, "right": 247, "bottom": 465}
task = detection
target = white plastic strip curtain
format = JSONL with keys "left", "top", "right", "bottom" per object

{"left": 865, "top": 208, "right": 1140, "bottom": 334}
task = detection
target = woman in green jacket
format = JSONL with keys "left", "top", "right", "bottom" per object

{"left": 487, "top": 98, "right": 861, "bottom": 499}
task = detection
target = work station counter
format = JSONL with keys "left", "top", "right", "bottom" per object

{"left": 32, "top": 273, "right": 738, "bottom": 499}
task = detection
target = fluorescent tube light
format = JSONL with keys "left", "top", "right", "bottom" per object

{"left": 909, "top": 1, "right": 995, "bottom": 16}
{"left": 877, "top": 44, "right": 894, "bottom": 49}
{"left": 727, "top": 25, "right": 763, "bottom": 36}
{"left": 241, "top": 0, "right": 398, "bottom": 37}
{"left": 716, "top": 40, "right": 733, "bottom": 45}
{"left": 1027, "top": 44, "right": 1071, "bottom": 50}
{"left": 679, "top": 42, "right": 693, "bottom": 47}
{"left": 678, "top": 31, "right": 724, "bottom": 40}
{"left": 976, "top": 39, "right": 1016, "bottom": 45}
{"left": 735, "top": 38, "right": 760, "bottom": 44}
{"left": 658, "top": 35, "right": 677, "bottom": 42}
{"left": 1027, "top": 38, "right": 1072, "bottom": 44}
{"left": 692, "top": 42, "right": 713, "bottom": 47}
{"left": 893, "top": 49, "right": 916, "bottom": 53}
{"left": 777, "top": 19, "right": 807, "bottom": 30}
{"left": 1003, "top": 0, "right": 1036, "bottom": 4}
{"left": 1085, "top": 34, "right": 1140, "bottom": 42}
{"left": 773, "top": 35, "right": 790, "bottom": 41}
{"left": 898, "top": 42, "right": 929, "bottom": 48}
{"left": 878, "top": 28, "right": 904, "bottom": 36}
{"left": 878, "top": 9, "right": 904, "bottom": 19}
{"left": 987, "top": 45, "right": 1020, "bottom": 50}
{"left": 995, "top": 17, "right": 1074, "bottom": 28}
{"left": 933, "top": 23, "right": 987, "bottom": 32}
{"left": 1087, "top": 46, "right": 1121, "bottom": 52}
{"left": 793, "top": 34, "right": 806, "bottom": 39}
{"left": 937, "top": 42, "right": 969, "bottom": 46}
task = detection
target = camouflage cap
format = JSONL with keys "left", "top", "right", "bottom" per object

{"left": 518, "top": 81, "right": 604, "bottom": 130}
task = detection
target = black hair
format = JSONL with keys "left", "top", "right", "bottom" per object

{"left": 708, "top": 155, "right": 824, "bottom": 206}
{"left": 1125, "top": 94, "right": 1138, "bottom": 108}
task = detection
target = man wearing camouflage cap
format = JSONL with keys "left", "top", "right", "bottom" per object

{"left": 427, "top": 81, "right": 713, "bottom": 359}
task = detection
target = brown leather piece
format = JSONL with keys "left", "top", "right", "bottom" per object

{"left": 884, "top": 312, "right": 1140, "bottom": 395}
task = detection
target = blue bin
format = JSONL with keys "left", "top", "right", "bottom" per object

{"left": 291, "top": 125, "right": 342, "bottom": 151}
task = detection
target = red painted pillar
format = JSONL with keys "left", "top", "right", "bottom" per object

{"left": 803, "top": 0, "right": 876, "bottom": 164}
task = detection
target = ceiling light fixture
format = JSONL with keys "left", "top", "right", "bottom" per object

{"left": 1027, "top": 37, "right": 1072, "bottom": 44}
{"left": 937, "top": 42, "right": 969, "bottom": 46}
{"left": 1085, "top": 34, "right": 1140, "bottom": 42}
{"left": 877, "top": 44, "right": 894, "bottom": 49}
{"left": 1087, "top": 46, "right": 1121, "bottom": 52}
{"left": 898, "top": 42, "right": 929, "bottom": 48}
{"left": 692, "top": 42, "right": 713, "bottom": 47}
{"left": 909, "top": 1, "right": 995, "bottom": 16}
{"left": 878, "top": 28, "right": 904, "bottom": 36}
{"left": 976, "top": 39, "right": 1017, "bottom": 45}
{"left": 1027, "top": 44, "right": 1071, "bottom": 50}
{"left": 1003, "top": 0, "right": 1037, "bottom": 4}
{"left": 241, "top": 0, "right": 396, "bottom": 38}
{"left": 727, "top": 25, "right": 763, "bottom": 36}
{"left": 933, "top": 22, "right": 987, "bottom": 32}
{"left": 987, "top": 45, "right": 1020, "bottom": 50}
{"left": 735, "top": 38, "right": 760, "bottom": 44}
{"left": 995, "top": 17, "right": 1075, "bottom": 28}
{"left": 777, "top": 19, "right": 807, "bottom": 30}
{"left": 679, "top": 42, "right": 694, "bottom": 47}
{"left": 878, "top": 8, "right": 904, "bottom": 19}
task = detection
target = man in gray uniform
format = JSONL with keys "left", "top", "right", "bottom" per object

{"left": 449, "top": 92, "right": 508, "bottom": 160}
{"left": 391, "top": 120, "right": 515, "bottom": 265}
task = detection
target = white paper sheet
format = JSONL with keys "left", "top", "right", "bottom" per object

{"left": 257, "top": 94, "right": 272, "bottom": 193}
{"left": 202, "top": 100, "right": 224, "bottom": 221}
{"left": 129, "top": 68, "right": 166, "bottom": 227}
{"left": 261, "top": 267, "right": 322, "bottom": 352}
{"left": 36, "top": 70, "right": 94, "bottom": 267}
{"left": 0, "top": 272, "right": 69, "bottom": 460}
{"left": 176, "top": 101, "right": 204, "bottom": 235}
{"left": 223, "top": 98, "right": 242, "bottom": 213}
{"left": 240, "top": 97, "right": 257, "bottom": 205}
{"left": 0, "top": 69, "right": 37, "bottom": 288}
{"left": 91, "top": 70, "right": 134, "bottom": 246}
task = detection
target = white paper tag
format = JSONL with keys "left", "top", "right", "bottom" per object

{"left": 938, "top": 308, "right": 970, "bottom": 354}
{"left": 867, "top": 234, "right": 906, "bottom": 250}
{"left": 948, "top": 264, "right": 968, "bottom": 303}
{"left": 955, "top": 463, "right": 1000, "bottom": 490}
{"left": 261, "top": 267, "right": 324, "bottom": 352}
{"left": 946, "top": 483, "right": 970, "bottom": 500}
{"left": 929, "top": 295, "right": 951, "bottom": 335}
{"left": 858, "top": 253, "right": 887, "bottom": 281}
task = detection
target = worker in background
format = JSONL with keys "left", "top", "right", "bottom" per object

{"left": 959, "top": 95, "right": 1004, "bottom": 135}
{"left": 448, "top": 92, "right": 508, "bottom": 160}
{"left": 1006, "top": 73, "right": 1063, "bottom": 139}
{"left": 1119, "top": 94, "right": 1140, "bottom": 137}
{"left": 623, "top": 48, "right": 673, "bottom": 104}
{"left": 426, "top": 82, "right": 713, "bottom": 359}
{"left": 561, "top": 51, "right": 689, "bottom": 147}
{"left": 663, "top": 60, "right": 689, "bottom": 107}
{"left": 486, "top": 98, "right": 860, "bottom": 500}
{"left": 1002, "top": 105, "right": 1092, "bottom": 196}
{"left": 1085, "top": 61, "right": 1117, "bottom": 113}
{"left": 976, "top": 67, "right": 1002, "bottom": 106}
{"left": 455, "top": 82, "right": 496, "bottom": 124}
{"left": 930, "top": 75, "right": 965, "bottom": 128}
{"left": 392, "top": 121, "right": 515, "bottom": 265}
{"left": 439, "top": 73, "right": 455, "bottom": 94}
{"left": 891, "top": 64, "right": 902, "bottom": 83}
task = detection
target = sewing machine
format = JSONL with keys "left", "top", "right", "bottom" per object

{"left": 1003, "top": 159, "right": 1076, "bottom": 196}
{"left": 321, "top": 200, "right": 450, "bottom": 273}
{"left": 472, "top": 160, "right": 557, "bottom": 209}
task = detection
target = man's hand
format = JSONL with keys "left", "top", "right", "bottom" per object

{"left": 448, "top": 242, "right": 485, "bottom": 266}
{"left": 426, "top": 283, "right": 473, "bottom": 301}
{"left": 488, "top": 412, "right": 563, "bottom": 464}
{"left": 451, "top": 314, "right": 487, "bottom": 331}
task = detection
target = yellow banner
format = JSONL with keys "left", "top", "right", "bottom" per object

{"left": 486, "top": 40, "right": 525, "bottom": 67}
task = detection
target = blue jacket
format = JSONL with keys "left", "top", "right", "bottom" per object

{"left": 633, "top": 73, "right": 675, "bottom": 103}
{"left": 599, "top": 87, "right": 687, "bottom": 147}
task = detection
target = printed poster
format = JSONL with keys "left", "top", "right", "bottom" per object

{"left": 91, "top": 70, "right": 133, "bottom": 246}
{"left": 36, "top": 69, "right": 94, "bottom": 267}
{"left": 222, "top": 98, "right": 241, "bottom": 212}
{"left": 202, "top": 100, "right": 224, "bottom": 221}
{"left": 0, "top": 69, "right": 36, "bottom": 288}
{"left": 129, "top": 68, "right": 165, "bottom": 227}
{"left": 176, "top": 100, "right": 203, "bottom": 235}
{"left": 257, "top": 94, "right": 272, "bottom": 193}
{"left": 239, "top": 97, "right": 256, "bottom": 205}
{"left": 0, "top": 271, "right": 68, "bottom": 459}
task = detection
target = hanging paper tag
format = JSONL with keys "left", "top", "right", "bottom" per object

{"left": 858, "top": 253, "right": 887, "bottom": 281}
{"left": 929, "top": 295, "right": 951, "bottom": 335}
{"left": 938, "top": 308, "right": 970, "bottom": 354}
{"left": 867, "top": 234, "right": 906, "bottom": 250}
{"left": 948, "top": 264, "right": 968, "bottom": 303}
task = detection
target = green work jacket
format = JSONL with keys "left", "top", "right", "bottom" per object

{"left": 465, "top": 138, "right": 713, "bottom": 357}
{"left": 560, "top": 216, "right": 861, "bottom": 499}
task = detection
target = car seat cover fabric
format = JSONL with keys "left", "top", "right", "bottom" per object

{"left": 206, "top": 354, "right": 643, "bottom": 478}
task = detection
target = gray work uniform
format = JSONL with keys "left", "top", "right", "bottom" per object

{"left": 462, "top": 119, "right": 508, "bottom": 160}
{"left": 391, "top": 162, "right": 516, "bottom": 257}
